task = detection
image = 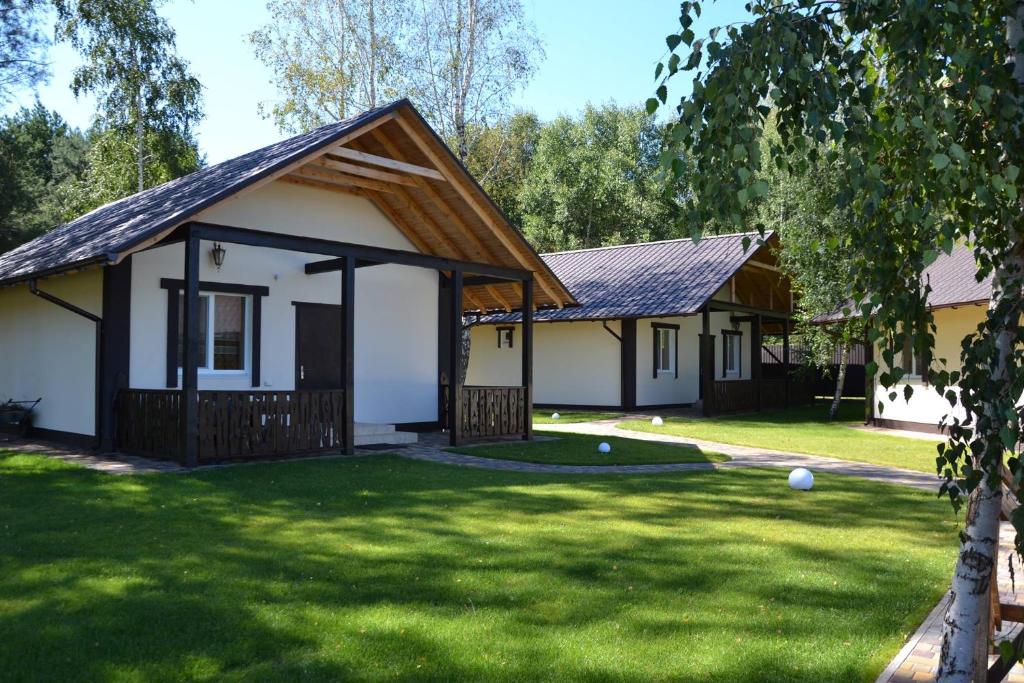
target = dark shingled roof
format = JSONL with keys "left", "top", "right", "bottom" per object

{"left": 0, "top": 101, "right": 406, "bottom": 286}
{"left": 486, "top": 232, "right": 770, "bottom": 323}
{"left": 815, "top": 243, "right": 991, "bottom": 323}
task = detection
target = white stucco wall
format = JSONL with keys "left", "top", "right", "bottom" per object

{"left": 129, "top": 180, "right": 439, "bottom": 424}
{"left": 874, "top": 305, "right": 983, "bottom": 428}
{"left": 0, "top": 268, "right": 102, "bottom": 435}
{"left": 467, "top": 320, "right": 621, "bottom": 407}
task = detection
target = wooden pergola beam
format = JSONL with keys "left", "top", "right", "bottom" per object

{"left": 330, "top": 145, "right": 446, "bottom": 181}
{"left": 390, "top": 112, "right": 565, "bottom": 307}
{"left": 315, "top": 156, "right": 418, "bottom": 186}
{"left": 297, "top": 165, "right": 398, "bottom": 194}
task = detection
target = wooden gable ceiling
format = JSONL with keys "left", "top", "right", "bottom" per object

{"left": 276, "top": 104, "right": 575, "bottom": 314}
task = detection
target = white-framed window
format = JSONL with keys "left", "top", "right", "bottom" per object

{"left": 723, "top": 331, "right": 742, "bottom": 378}
{"left": 901, "top": 337, "right": 927, "bottom": 379}
{"left": 654, "top": 324, "right": 677, "bottom": 376}
{"left": 497, "top": 326, "right": 514, "bottom": 349}
{"left": 178, "top": 292, "right": 250, "bottom": 374}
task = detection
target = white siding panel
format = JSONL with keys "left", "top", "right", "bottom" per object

{"left": 467, "top": 321, "right": 621, "bottom": 407}
{"left": 0, "top": 269, "right": 102, "bottom": 436}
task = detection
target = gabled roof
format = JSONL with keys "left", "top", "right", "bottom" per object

{"left": 816, "top": 243, "right": 991, "bottom": 323}
{"left": 485, "top": 231, "right": 775, "bottom": 323}
{"left": 0, "top": 99, "right": 575, "bottom": 312}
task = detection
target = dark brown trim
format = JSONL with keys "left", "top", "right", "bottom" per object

{"left": 24, "top": 426, "right": 96, "bottom": 450}
{"left": 449, "top": 270, "right": 463, "bottom": 446}
{"left": 721, "top": 329, "right": 743, "bottom": 379}
{"left": 164, "top": 280, "right": 267, "bottom": 388}
{"left": 497, "top": 326, "right": 514, "bottom": 348}
{"left": 621, "top": 319, "right": 637, "bottom": 410}
{"left": 701, "top": 308, "right": 712, "bottom": 416}
{"left": 522, "top": 277, "right": 533, "bottom": 441}
{"left": 871, "top": 417, "right": 945, "bottom": 435}
{"left": 181, "top": 231, "right": 200, "bottom": 467}
{"left": 100, "top": 258, "right": 132, "bottom": 450}
{"left": 636, "top": 402, "right": 696, "bottom": 409}
{"left": 864, "top": 331, "right": 875, "bottom": 425}
{"left": 534, "top": 403, "right": 624, "bottom": 411}
{"left": 341, "top": 256, "right": 355, "bottom": 454}
{"left": 395, "top": 420, "right": 442, "bottom": 432}
{"left": 160, "top": 278, "right": 269, "bottom": 297}
{"left": 651, "top": 322, "right": 680, "bottom": 379}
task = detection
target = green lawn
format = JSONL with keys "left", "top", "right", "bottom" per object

{"left": 0, "top": 449, "right": 955, "bottom": 681}
{"left": 618, "top": 400, "right": 941, "bottom": 473}
{"left": 533, "top": 409, "right": 623, "bottom": 424}
{"left": 451, "top": 432, "right": 728, "bottom": 466}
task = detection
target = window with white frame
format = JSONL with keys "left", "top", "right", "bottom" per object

{"left": 654, "top": 324, "right": 677, "bottom": 376}
{"left": 723, "top": 331, "right": 742, "bottom": 378}
{"left": 497, "top": 326, "right": 514, "bottom": 349}
{"left": 178, "top": 292, "right": 249, "bottom": 372}
{"left": 901, "top": 337, "right": 927, "bottom": 379}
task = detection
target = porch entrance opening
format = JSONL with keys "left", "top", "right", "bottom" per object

{"left": 294, "top": 303, "right": 343, "bottom": 390}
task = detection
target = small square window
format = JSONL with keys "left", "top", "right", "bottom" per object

{"left": 497, "top": 327, "right": 514, "bottom": 349}
{"left": 178, "top": 292, "right": 248, "bottom": 373}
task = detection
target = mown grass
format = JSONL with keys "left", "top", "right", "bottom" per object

{"left": 533, "top": 410, "right": 624, "bottom": 424}
{"left": 451, "top": 432, "right": 728, "bottom": 466}
{"left": 619, "top": 400, "right": 941, "bottom": 473}
{"left": 0, "top": 449, "right": 956, "bottom": 681}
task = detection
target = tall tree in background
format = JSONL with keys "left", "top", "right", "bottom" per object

{"left": 653, "top": 1, "right": 1024, "bottom": 679}
{"left": 462, "top": 110, "right": 540, "bottom": 226}
{"left": 754, "top": 120, "right": 860, "bottom": 420}
{"left": 0, "top": 101, "right": 88, "bottom": 251}
{"left": 250, "top": 0, "right": 407, "bottom": 133}
{"left": 519, "top": 103, "right": 680, "bottom": 252}
{"left": 409, "top": 0, "right": 543, "bottom": 166}
{"left": 0, "top": 0, "right": 48, "bottom": 103}
{"left": 54, "top": 0, "right": 202, "bottom": 193}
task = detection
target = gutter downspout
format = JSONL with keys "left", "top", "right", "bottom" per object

{"left": 29, "top": 279, "right": 103, "bottom": 449}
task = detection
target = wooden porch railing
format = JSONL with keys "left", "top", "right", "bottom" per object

{"left": 441, "top": 385, "right": 526, "bottom": 441}
{"left": 115, "top": 389, "right": 183, "bottom": 460}
{"left": 115, "top": 389, "right": 346, "bottom": 462}
{"left": 709, "top": 377, "right": 817, "bottom": 414}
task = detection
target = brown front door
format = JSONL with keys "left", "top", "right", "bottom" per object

{"left": 295, "top": 303, "right": 343, "bottom": 390}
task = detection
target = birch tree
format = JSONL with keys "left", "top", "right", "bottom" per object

{"left": 407, "top": 0, "right": 542, "bottom": 165}
{"left": 250, "top": 0, "right": 408, "bottom": 133}
{"left": 54, "top": 0, "right": 202, "bottom": 193}
{"left": 651, "top": 2, "right": 1024, "bottom": 679}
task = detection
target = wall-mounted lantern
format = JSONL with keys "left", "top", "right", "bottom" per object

{"left": 211, "top": 242, "right": 226, "bottom": 270}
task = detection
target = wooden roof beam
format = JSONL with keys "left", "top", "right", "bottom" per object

{"left": 390, "top": 113, "right": 565, "bottom": 307}
{"left": 297, "top": 165, "right": 398, "bottom": 194}
{"left": 314, "top": 156, "right": 418, "bottom": 186}
{"left": 280, "top": 175, "right": 368, "bottom": 198}
{"left": 329, "top": 146, "right": 446, "bottom": 181}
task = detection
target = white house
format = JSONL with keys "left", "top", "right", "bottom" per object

{"left": 0, "top": 99, "right": 575, "bottom": 464}
{"left": 862, "top": 245, "right": 991, "bottom": 433}
{"left": 467, "top": 232, "right": 805, "bottom": 414}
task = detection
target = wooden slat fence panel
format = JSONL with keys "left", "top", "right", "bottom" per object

{"left": 116, "top": 389, "right": 347, "bottom": 463}
{"left": 457, "top": 385, "right": 525, "bottom": 441}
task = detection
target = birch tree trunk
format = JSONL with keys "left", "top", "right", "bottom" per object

{"left": 938, "top": 7, "right": 1024, "bottom": 679}
{"left": 135, "top": 84, "right": 144, "bottom": 193}
{"left": 827, "top": 343, "right": 849, "bottom": 421}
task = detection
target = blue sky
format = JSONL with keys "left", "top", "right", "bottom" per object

{"left": 12, "top": 0, "right": 749, "bottom": 164}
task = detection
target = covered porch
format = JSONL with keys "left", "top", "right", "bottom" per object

{"left": 112, "top": 220, "right": 540, "bottom": 466}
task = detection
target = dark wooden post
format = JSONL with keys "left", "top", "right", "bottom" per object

{"left": 782, "top": 319, "right": 791, "bottom": 408}
{"left": 701, "top": 307, "right": 712, "bottom": 416}
{"left": 522, "top": 276, "right": 533, "bottom": 441}
{"left": 181, "top": 228, "right": 200, "bottom": 467}
{"left": 752, "top": 313, "right": 763, "bottom": 411}
{"left": 864, "top": 328, "right": 874, "bottom": 425}
{"left": 449, "top": 269, "right": 463, "bottom": 446}
{"left": 620, "top": 319, "right": 637, "bottom": 410}
{"left": 99, "top": 256, "right": 132, "bottom": 452}
{"left": 341, "top": 255, "right": 355, "bottom": 454}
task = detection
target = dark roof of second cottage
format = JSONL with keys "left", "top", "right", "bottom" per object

{"left": 485, "top": 231, "right": 772, "bottom": 323}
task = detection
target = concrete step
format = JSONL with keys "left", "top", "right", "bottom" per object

{"left": 353, "top": 423, "right": 418, "bottom": 446}
{"left": 354, "top": 422, "right": 396, "bottom": 436}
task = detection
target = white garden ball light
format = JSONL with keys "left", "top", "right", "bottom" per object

{"left": 651, "top": 416, "right": 664, "bottom": 426}
{"left": 598, "top": 442, "right": 612, "bottom": 454}
{"left": 551, "top": 412, "right": 561, "bottom": 420}
{"left": 788, "top": 468, "right": 814, "bottom": 491}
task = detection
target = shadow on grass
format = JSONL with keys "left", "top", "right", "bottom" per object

{"left": 0, "top": 451, "right": 957, "bottom": 681}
